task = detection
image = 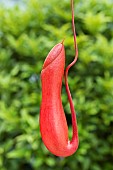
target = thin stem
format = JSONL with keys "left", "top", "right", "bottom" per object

{"left": 65, "top": 0, "right": 78, "bottom": 140}
{"left": 71, "top": 0, "right": 78, "bottom": 56}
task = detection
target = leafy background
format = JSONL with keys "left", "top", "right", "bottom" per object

{"left": 0, "top": 0, "right": 113, "bottom": 170}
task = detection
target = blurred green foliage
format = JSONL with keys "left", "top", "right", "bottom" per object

{"left": 0, "top": 0, "right": 113, "bottom": 170}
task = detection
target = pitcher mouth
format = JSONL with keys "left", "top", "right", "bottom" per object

{"left": 42, "top": 43, "right": 63, "bottom": 70}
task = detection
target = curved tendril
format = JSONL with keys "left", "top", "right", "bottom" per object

{"left": 65, "top": 0, "right": 78, "bottom": 139}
